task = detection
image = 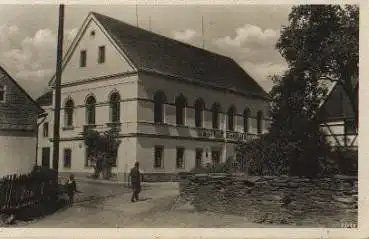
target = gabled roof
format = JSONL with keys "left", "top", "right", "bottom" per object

{"left": 0, "top": 65, "right": 44, "bottom": 114}
{"left": 318, "top": 78, "right": 337, "bottom": 108}
{"left": 36, "top": 90, "right": 53, "bottom": 106}
{"left": 50, "top": 12, "right": 269, "bottom": 100}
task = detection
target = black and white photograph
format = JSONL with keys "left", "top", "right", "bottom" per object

{"left": 0, "top": 0, "right": 360, "bottom": 233}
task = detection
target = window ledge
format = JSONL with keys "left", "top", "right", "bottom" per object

{"left": 106, "top": 122, "right": 122, "bottom": 126}
{"left": 154, "top": 122, "right": 167, "bottom": 126}
{"left": 62, "top": 126, "right": 74, "bottom": 131}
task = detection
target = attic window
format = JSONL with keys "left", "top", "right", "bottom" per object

{"left": 98, "top": 46, "right": 105, "bottom": 64}
{"left": 80, "top": 50, "right": 87, "bottom": 67}
{"left": 0, "top": 84, "right": 6, "bottom": 103}
{"left": 90, "top": 30, "right": 95, "bottom": 37}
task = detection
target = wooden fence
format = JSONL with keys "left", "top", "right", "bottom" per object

{"left": 0, "top": 167, "right": 59, "bottom": 213}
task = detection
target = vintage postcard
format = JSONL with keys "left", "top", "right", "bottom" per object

{"left": 0, "top": 0, "right": 366, "bottom": 238}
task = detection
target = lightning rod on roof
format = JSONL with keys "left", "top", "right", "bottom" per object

{"left": 136, "top": 3, "right": 139, "bottom": 27}
{"left": 149, "top": 16, "right": 151, "bottom": 31}
{"left": 202, "top": 16, "right": 205, "bottom": 49}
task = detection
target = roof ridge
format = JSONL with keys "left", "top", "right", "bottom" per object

{"left": 90, "top": 11, "right": 232, "bottom": 61}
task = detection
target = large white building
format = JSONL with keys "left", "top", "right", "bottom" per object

{"left": 36, "top": 12, "right": 270, "bottom": 181}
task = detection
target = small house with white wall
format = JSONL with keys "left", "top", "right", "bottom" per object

{"left": 319, "top": 78, "right": 358, "bottom": 150}
{"left": 0, "top": 65, "right": 44, "bottom": 177}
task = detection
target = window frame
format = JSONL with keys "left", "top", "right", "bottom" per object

{"left": 0, "top": 84, "right": 6, "bottom": 103}
{"left": 194, "top": 99, "right": 204, "bottom": 128}
{"left": 63, "top": 148, "right": 72, "bottom": 169}
{"left": 227, "top": 106, "right": 236, "bottom": 131}
{"left": 176, "top": 147, "right": 185, "bottom": 169}
{"left": 109, "top": 92, "right": 121, "bottom": 123}
{"left": 243, "top": 108, "right": 250, "bottom": 133}
{"left": 153, "top": 91, "right": 166, "bottom": 124}
{"left": 154, "top": 145, "right": 164, "bottom": 168}
{"left": 80, "top": 50, "right": 87, "bottom": 67}
{"left": 43, "top": 122, "right": 49, "bottom": 138}
{"left": 175, "top": 95, "right": 187, "bottom": 126}
{"left": 195, "top": 148, "right": 203, "bottom": 168}
{"left": 64, "top": 99, "right": 74, "bottom": 127}
{"left": 98, "top": 45, "right": 106, "bottom": 64}
{"left": 212, "top": 103, "right": 220, "bottom": 129}
{"left": 257, "top": 110, "right": 263, "bottom": 134}
{"left": 85, "top": 96, "right": 96, "bottom": 125}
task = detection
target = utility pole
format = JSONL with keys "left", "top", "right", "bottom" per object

{"left": 52, "top": 4, "right": 64, "bottom": 173}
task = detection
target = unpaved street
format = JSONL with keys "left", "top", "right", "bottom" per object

{"left": 16, "top": 182, "right": 271, "bottom": 228}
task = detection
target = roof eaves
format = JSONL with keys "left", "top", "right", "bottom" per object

{"left": 139, "top": 68, "right": 270, "bottom": 101}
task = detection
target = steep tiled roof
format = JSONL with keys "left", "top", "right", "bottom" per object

{"left": 91, "top": 12, "right": 269, "bottom": 100}
{"left": 0, "top": 65, "right": 44, "bottom": 114}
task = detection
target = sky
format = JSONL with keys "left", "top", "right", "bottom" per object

{"left": 0, "top": 4, "right": 292, "bottom": 99}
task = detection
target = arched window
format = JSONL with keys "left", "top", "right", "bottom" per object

{"left": 257, "top": 110, "right": 263, "bottom": 134}
{"left": 243, "top": 108, "right": 250, "bottom": 133}
{"left": 175, "top": 94, "right": 187, "bottom": 126}
{"left": 153, "top": 91, "right": 167, "bottom": 123}
{"left": 64, "top": 99, "right": 74, "bottom": 127}
{"left": 86, "top": 95, "right": 96, "bottom": 125}
{"left": 227, "top": 105, "right": 236, "bottom": 131}
{"left": 194, "top": 98, "right": 205, "bottom": 128}
{"left": 211, "top": 103, "right": 221, "bottom": 129}
{"left": 109, "top": 92, "right": 121, "bottom": 123}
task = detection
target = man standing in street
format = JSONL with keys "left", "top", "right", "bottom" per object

{"left": 129, "top": 162, "right": 141, "bottom": 202}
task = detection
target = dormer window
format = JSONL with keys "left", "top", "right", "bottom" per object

{"left": 0, "top": 84, "right": 6, "bottom": 103}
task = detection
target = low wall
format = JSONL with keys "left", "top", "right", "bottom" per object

{"left": 179, "top": 174, "right": 357, "bottom": 227}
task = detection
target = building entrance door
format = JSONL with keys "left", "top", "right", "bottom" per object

{"left": 41, "top": 147, "right": 50, "bottom": 167}
{"left": 211, "top": 149, "right": 221, "bottom": 165}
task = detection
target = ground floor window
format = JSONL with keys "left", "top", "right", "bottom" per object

{"left": 176, "top": 147, "right": 185, "bottom": 169}
{"left": 211, "top": 150, "right": 221, "bottom": 165}
{"left": 154, "top": 146, "right": 164, "bottom": 168}
{"left": 64, "top": 148, "right": 72, "bottom": 168}
{"left": 195, "top": 148, "right": 203, "bottom": 168}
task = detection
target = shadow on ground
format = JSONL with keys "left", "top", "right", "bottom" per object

{"left": 12, "top": 199, "right": 69, "bottom": 222}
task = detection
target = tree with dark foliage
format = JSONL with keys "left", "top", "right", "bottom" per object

{"left": 237, "top": 5, "right": 358, "bottom": 177}
{"left": 84, "top": 129, "right": 121, "bottom": 179}
{"left": 276, "top": 4, "right": 359, "bottom": 127}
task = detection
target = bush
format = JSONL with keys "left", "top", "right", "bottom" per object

{"left": 236, "top": 133, "right": 357, "bottom": 177}
{"left": 329, "top": 149, "right": 358, "bottom": 176}
{"left": 189, "top": 166, "right": 209, "bottom": 174}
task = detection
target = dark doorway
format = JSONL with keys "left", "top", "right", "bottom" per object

{"left": 42, "top": 147, "right": 50, "bottom": 167}
{"left": 211, "top": 150, "right": 221, "bottom": 165}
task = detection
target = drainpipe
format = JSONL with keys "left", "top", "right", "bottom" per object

{"left": 35, "top": 112, "right": 48, "bottom": 167}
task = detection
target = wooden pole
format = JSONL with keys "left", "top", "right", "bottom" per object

{"left": 52, "top": 4, "right": 64, "bottom": 172}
